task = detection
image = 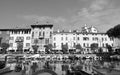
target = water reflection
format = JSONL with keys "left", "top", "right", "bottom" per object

{"left": 1, "top": 56, "right": 120, "bottom": 75}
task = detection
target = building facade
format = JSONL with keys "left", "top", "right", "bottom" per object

{"left": 0, "top": 23, "right": 114, "bottom": 53}
{"left": 31, "top": 24, "right": 53, "bottom": 52}
{"left": 53, "top": 31, "right": 113, "bottom": 53}
{"left": 9, "top": 29, "right": 31, "bottom": 51}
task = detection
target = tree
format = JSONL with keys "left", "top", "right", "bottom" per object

{"left": 32, "top": 45, "right": 39, "bottom": 54}
{"left": 17, "top": 42, "right": 23, "bottom": 54}
{"left": 1, "top": 43, "right": 9, "bottom": 54}
{"left": 76, "top": 44, "right": 83, "bottom": 53}
{"left": 106, "top": 24, "right": 120, "bottom": 38}
{"left": 34, "top": 38, "right": 39, "bottom": 44}
{"left": 61, "top": 44, "right": 68, "bottom": 54}
{"left": 106, "top": 44, "right": 113, "bottom": 54}
{"left": 90, "top": 43, "right": 98, "bottom": 53}
{"left": 98, "top": 47, "right": 103, "bottom": 54}
{"left": 106, "top": 28, "right": 114, "bottom": 38}
{"left": 32, "top": 38, "right": 39, "bottom": 54}
{"left": 44, "top": 44, "right": 53, "bottom": 54}
{"left": 106, "top": 24, "right": 120, "bottom": 54}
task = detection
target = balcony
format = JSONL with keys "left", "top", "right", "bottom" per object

{"left": 15, "top": 39, "right": 24, "bottom": 42}
{"left": 39, "top": 36, "right": 44, "bottom": 39}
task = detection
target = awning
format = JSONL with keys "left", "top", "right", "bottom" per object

{"left": 28, "top": 54, "right": 41, "bottom": 58}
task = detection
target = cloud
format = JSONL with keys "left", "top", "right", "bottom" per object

{"left": 20, "top": 0, "right": 120, "bottom": 32}
{"left": 21, "top": 15, "right": 69, "bottom": 30}
{"left": 70, "top": 0, "right": 120, "bottom": 32}
{"left": 90, "top": 0, "right": 108, "bottom": 11}
{"left": 22, "top": 15, "right": 66, "bottom": 23}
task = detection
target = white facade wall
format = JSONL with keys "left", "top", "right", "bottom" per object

{"left": 53, "top": 32, "right": 113, "bottom": 51}
{"left": 9, "top": 31, "right": 31, "bottom": 50}
{"left": 53, "top": 32, "right": 77, "bottom": 50}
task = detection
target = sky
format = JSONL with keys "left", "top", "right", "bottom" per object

{"left": 0, "top": 0, "right": 120, "bottom": 32}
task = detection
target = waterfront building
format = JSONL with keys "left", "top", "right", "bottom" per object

{"left": 9, "top": 28, "right": 31, "bottom": 52}
{"left": 53, "top": 31, "right": 113, "bottom": 53}
{"left": 31, "top": 24, "right": 53, "bottom": 52}
{"left": 0, "top": 23, "right": 113, "bottom": 53}
{"left": 0, "top": 23, "right": 53, "bottom": 53}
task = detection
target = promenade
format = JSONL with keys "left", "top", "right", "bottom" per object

{"left": 0, "top": 54, "right": 96, "bottom": 58}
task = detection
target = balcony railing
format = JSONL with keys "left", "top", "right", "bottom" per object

{"left": 15, "top": 39, "right": 24, "bottom": 42}
{"left": 39, "top": 36, "right": 44, "bottom": 39}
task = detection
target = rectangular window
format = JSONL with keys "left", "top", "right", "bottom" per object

{"left": 73, "top": 43, "right": 76, "bottom": 48}
{"left": 10, "top": 37, "right": 14, "bottom": 40}
{"left": 105, "top": 38, "right": 107, "bottom": 41}
{"left": 77, "top": 37, "right": 79, "bottom": 40}
{"left": 54, "top": 43, "right": 56, "bottom": 48}
{"left": 87, "top": 43, "right": 89, "bottom": 47}
{"left": 83, "top": 43, "right": 85, "bottom": 47}
{"left": 50, "top": 31, "right": 52, "bottom": 38}
{"left": 92, "top": 37, "right": 94, "bottom": 41}
{"left": 102, "top": 43, "right": 104, "bottom": 47}
{"left": 26, "top": 43, "right": 30, "bottom": 47}
{"left": 73, "top": 37, "right": 75, "bottom": 40}
{"left": 45, "top": 39, "right": 49, "bottom": 44}
{"left": 16, "top": 37, "right": 24, "bottom": 42}
{"left": 54, "top": 37, "right": 56, "bottom": 41}
{"left": 24, "top": 31, "right": 28, "bottom": 34}
{"left": 93, "top": 37, "right": 98, "bottom": 41}
{"left": 61, "top": 43, "right": 63, "bottom": 47}
{"left": 39, "top": 32, "right": 41, "bottom": 36}
{"left": 14, "top": 31, "right": 17, "bottom": 34}
{"left": 83, "top": 37, "right": 89, "bottom": 41}
{"left": 66, "top": 37, "right": 68, "bottom": 41}
{"left": 43, "top": 31, "right": 45, "bottom": 36}
{"left": 102, "top": 38, "right": 104, "bottom": 41}
{"left": 94, "top": 37, "right": 98, "bottom": 41}
{"left": 26, "top": 36, "right": 30, "bottom": 40}
{"left": 61, "top": 37, "right": 63, "bottom": 41}
{"left": 32, "top": 32, "right": 34, "bottom": 38}
{"left": 10, "top": 43, "right": 13, "bottom": 47}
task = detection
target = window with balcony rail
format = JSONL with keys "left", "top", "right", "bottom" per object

{"left": 61, "top": 37, "right": 63, "bottom": 41}
{"left": 26, "top": 43, "right": 30, "bottom": 47}
{"left": 54, "top": 37, "right": 56, "bottom": 41}
{"left": 54, "top": 43, "right": 56, "bottom": 48}
{"left": 16, "top": 37, "right": 24, "bottom": 42}
{"left": 26, "top": 36, "right": 30, "bottom": 40}
{"left": 83, "top": 37, "right": 89, "bottom": 41}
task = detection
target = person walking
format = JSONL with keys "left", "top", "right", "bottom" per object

{"left": 31, "top": 62, "right": 38, "bottom": 74}
{"left": 21, "top": 63, "right": 26, "bottom": 75}
{"left": 25, "top": 63, "right": 30, "bottom": 75}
